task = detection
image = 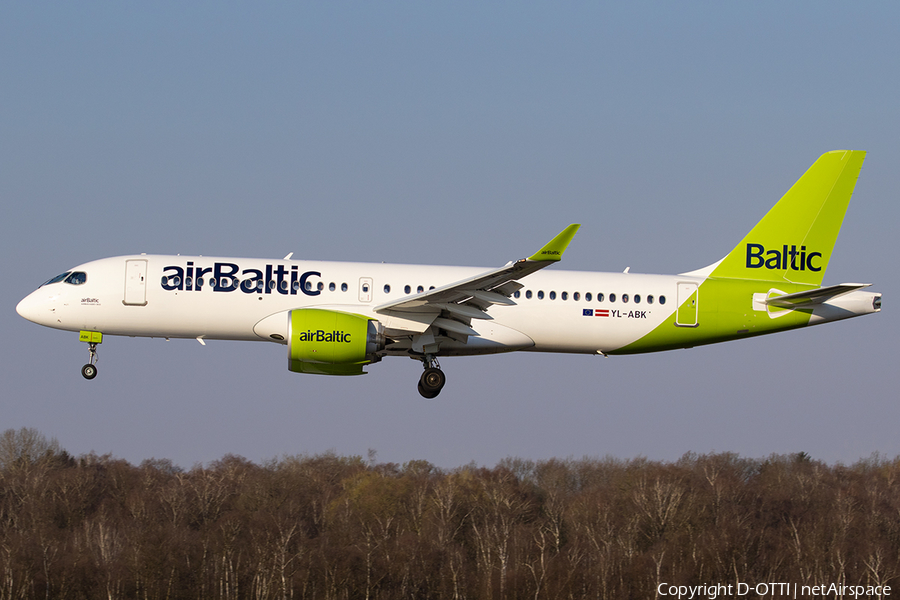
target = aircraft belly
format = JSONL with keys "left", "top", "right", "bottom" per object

{"left": 493, "top": 306, "right": 668, "bottom": 354}
{"left": 439, "top": 322, "right": 534, "bottom": 356}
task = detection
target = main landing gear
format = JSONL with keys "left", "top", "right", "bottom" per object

{"left": 417, "top": 355, "right": 446, "bottom": 399}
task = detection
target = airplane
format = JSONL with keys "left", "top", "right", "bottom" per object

{"left": 17, "top": 150, "right": 881, "bottom": 398}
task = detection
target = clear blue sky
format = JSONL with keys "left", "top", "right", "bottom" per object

{"left": 3, "top": 2, "right": 898, "bottom": 468}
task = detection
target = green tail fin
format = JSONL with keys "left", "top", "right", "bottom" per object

{"left": 710, "top": 150, "right": 866, "bottom": 286}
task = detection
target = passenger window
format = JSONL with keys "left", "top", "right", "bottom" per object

{"left": 561, "top": 291, "right": 568, "bottom": 300}
{"left": 514, "top": 291, "right": 521, "bottom": 298}
{"left": 317, "top": 282, "right": 324, "bottom": 291}
{"left": 659, "top": 295, "right": 666, "bottom": 305}
{"left": 384, "top": 284, "right": 391, "bottom": 294}
{"left": 404, "top": 285, "right": 411, "bottom": 294}
{"left": 634, "top": 294, "right": 641, "bottom": 304}
{"left": 549, "top": 291, "right": 556, "bottom": 300}
{"left": 610, "top": 293, "right": 616, "bottom": 303}
{"left": 597, "top": 293, "right": 605, "bottom": 302}
{"left": 418, "top": 285, "right": 424, "bottom": 293}
{"left": 573, "top": 292, "right": 580, "bottom": 301}
{"left": 341, "top": 283, "right": 348, "bottom": 292}
{"left": 526, "top": 290, "right": 532, "bottom": 299}
{"left": 329, "top": 282, "right": 336, "bottom": 292}
{"left": 537, "top": 291, "right": 544, "bottom": 299}
{"left": 622, "top": 294, "right": 629, "bottom": 303}
{"left": 293, "top": 281, "right": 301, "bottom": 291}
{"left": 585, "top": 292, "right": 592, "bottom": 301}
{"left": 647, "top": 295, "right": 654, "bottom": 304}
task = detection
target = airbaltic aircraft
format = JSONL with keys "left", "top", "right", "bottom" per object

{"left": 17, "top": 150, "right": 881, "bottom": 397}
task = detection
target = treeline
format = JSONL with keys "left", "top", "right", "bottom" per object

{"left": 1, "top": 428, "right": 899, "bottom": 599}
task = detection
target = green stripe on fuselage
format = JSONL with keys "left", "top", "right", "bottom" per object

{"left": 611, "top": 278, "right": 815, "bottom": 354}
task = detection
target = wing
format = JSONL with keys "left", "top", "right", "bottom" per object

{"left": 373, "top": 224, "right": 580, "bottom": 347}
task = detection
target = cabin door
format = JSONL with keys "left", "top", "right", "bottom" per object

{"left": 123, "top": 259, "right": 148, "bottom": 306}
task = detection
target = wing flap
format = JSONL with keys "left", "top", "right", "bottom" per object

{"left": 464, "top": 290, "right": 517, "bottom": 306}
{"left": 433, "top": 303, "right": 494, "bottom": 320}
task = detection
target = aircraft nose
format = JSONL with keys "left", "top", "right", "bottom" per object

{"left": 16, "top": 290, "right": 57, "bottom": 326}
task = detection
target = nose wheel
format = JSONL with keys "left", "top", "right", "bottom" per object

{"left": 82, "top": 342, "right": 99, "bottom": 380}
{"left": 81, "top": 362, "right": 98, "bottom": 380}
{"left": 417, "top": 356, "right": 446, "bottom": 398}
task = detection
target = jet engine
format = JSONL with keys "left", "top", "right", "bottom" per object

{"left": 288, "top": 308, "right": 384, "bottom": 375}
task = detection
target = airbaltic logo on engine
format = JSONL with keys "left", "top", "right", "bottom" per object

{"left": 296, "top": 330, "right": 351, "bottom": 343}
{"left": 745, "top": 244, "right": 823, "bottom": 272}
{"left": 160, "top": 262, "right": 323, "bottom": 296}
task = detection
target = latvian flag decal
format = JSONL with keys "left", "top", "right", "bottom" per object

{"left": 583, "top": 308, "right": 610, "bottom": 317}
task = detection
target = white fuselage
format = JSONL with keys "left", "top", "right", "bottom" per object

{"left": 17, "top": 254, "right": 688, "bottom": 355}
{"left": 17, "top": 254, "right": 881, "bottom": 361}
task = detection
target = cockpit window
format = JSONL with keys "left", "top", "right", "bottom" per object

{"left": 64, "top": 272, "right": 87, "bottom": 285}
{"left": 42, "top": 272, "right": 72, "bottom": 286}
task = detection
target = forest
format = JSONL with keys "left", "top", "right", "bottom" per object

{"left": 0, "top": 427, "right": 898, "bottom": 599}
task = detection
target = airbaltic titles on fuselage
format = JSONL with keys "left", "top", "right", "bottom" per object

{"left": 161, "top": 262, "right": 322, "bottom": 296}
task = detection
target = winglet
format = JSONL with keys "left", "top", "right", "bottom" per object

{"left": 528, "top": 224, "right": 580, "bottom": 262}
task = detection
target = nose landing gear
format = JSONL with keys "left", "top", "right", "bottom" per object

{"left": 417, "top": 355, "right": 446, "bottom": 398}
{"left": 79, "top": 331, "right": 102, "bottom": 380}
{"left": 81, "top": 355, "right": 98, "bottom": 380}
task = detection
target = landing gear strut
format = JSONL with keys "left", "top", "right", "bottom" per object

{"left": 82, "top": 342, "right": 99, "bottom": 380}
{"left": 79, "top": 331, "right": 103, "bottom": 380}
{"left": 417, "top": 355, "right": 446, "bottom": 399}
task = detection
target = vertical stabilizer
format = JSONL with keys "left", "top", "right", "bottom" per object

{"left": 710, "top": 150, "right": 865, "bottom": 286}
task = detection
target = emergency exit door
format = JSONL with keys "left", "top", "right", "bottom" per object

{"left": 359, "top": 277, "right": 373, "bottom": 303}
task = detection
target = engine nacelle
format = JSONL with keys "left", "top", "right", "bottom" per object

{"left": 288, "top": 309, "right": 384, "bottom": 376}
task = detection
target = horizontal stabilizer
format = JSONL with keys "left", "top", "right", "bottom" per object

{"left": 765, "top": 283, "right": 871, "bottom": 308}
